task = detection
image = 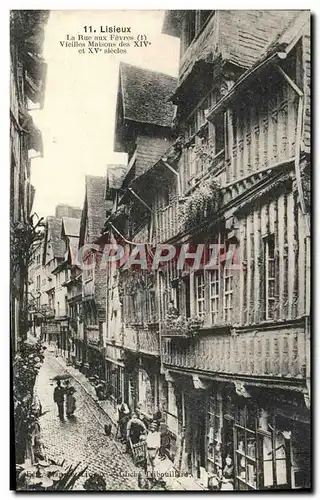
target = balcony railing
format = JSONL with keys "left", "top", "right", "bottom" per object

{"left": 122, "top": 325, "right": 160, "bottom": 357}
{"left": 162, "top": 326, "right": 306, "bottom": 381}
{"left": 137, "top": 325, "right": 160, "bottom": 356}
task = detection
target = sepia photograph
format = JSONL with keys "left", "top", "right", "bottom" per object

{"left": 10, "top": 9, "right": 311, "bottom": 491}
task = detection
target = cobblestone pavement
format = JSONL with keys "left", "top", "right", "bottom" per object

{"left": 35, "top": 352, "right": 143, "bottom": 491}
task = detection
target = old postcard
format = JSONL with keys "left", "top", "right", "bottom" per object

{"left": 10, "top": 9, "right": 311, "bottom": 491}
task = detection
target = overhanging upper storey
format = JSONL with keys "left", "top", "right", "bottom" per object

{"left": 162, "top": 10, "right": 304, "bottom": 105}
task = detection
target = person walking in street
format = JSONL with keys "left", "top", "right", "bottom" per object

{"left": 136, "top": 403, "right": 149, "bottom": 429}
{"left": 66, "top": 386, "right": 76, "bottom": 419}
{"left": 117, "top": 398, "right": 130, "bottom": 442}
{"left": 53, "top": 380, "right": 65, "bottom": 420}
{"left": 126, "top": 412, "right": 147, "bottom": 450}
{"left": 159, "top": 422, "right": 171, "bottom": 461}
{"left": 146, "top": 421, "right": 161, "bottom": 473}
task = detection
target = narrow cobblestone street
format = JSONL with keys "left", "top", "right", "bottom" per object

{"left": 35, "top": 351, "right": 142, "bottom": 491}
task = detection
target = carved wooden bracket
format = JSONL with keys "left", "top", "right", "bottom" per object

{"left": 234, "top": 381, "right": 251, "bottom": 398}
{"left": 304, "top": 392, "right": 310, "bottom": 410}
{"left": 192, "top": 375, "right": 210, "bottom": 390}
{"left": 163, "top": 369, "right": 175, "bottom": 383}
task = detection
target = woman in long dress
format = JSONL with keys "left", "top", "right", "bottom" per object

{"left": 66, "top": 386, "right": 76, "bottom": 418}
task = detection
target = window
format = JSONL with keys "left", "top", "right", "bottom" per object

{"left": 182, "top": 11, "right": 196, "bottom": 54}
{"left": 234, "top": 405, "right": 298, "bottom": 491}
{"left": 182, "top": 11, "right": 213, "bottom": 55}
{"left": 214, "top": 113, "right": 225, "bottom": 156}
{"left": 235, "top": 404, "right": 258, "bottom": 490}
{"left": 195, "top": 272, "right": 205, "bottom": 318}
{"left": 209, "top": 269, "right": 219, "bottom": 324}
{"left": 186, "top": 139, "right": 197, "bottom": 182}
{"left": 223, "top": 263, "right": 233, "bottom": 323}
{"left": 207, "top": 393, "right": 223, "bottom": 476}
{"left": 264, "top": 235, "right": 276, "bottom": 319}
{"left": 36, "top": 275, "right": 40, "bottom": 290}
{"left": 185, "top": 103, "right": 209, "bottom": 142}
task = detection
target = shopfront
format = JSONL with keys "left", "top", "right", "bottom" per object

{"left": 106, "top": 360, "right": 124, "bottom": 407}
{"left": 205, "top": 384, "right": 310, "bottom": 490}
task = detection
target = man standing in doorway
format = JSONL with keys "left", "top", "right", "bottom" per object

{"left": 53, "top": 380, "right": 65, "bottom": 420}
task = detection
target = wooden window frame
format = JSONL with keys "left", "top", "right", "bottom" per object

{"left": 182, "top": 11, "right": 214, "bottom": 56}
{"left": 263, "top": 234, "right": 276, "bottom": 320}
{"left": 223, "top": 263, "right": 233, "bottom": 324}
{"left": 195, "top": 271, "right": 206, "bottom": 318}
{"left": 209, "top": 268, "right": 220, "bottom": 325}
{"left": 234, "top": 406, "right": 258, "bottom": 490}
{"left": 206, "top": 393, "right": 223, "bottom": 476}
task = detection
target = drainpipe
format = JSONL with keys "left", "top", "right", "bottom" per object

{"left": 275, "top": 63, "right": 311, "bottom": 407}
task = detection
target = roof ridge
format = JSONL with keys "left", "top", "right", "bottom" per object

{"left": 119, "top": 61, "right": 177, "bottom": 81}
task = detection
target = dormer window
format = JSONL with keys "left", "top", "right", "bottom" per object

{"left": 181, "top": 10, "right": 213, "bottom": 56}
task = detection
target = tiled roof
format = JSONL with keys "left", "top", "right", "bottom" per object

{"left": 119, "top": 62, "right": 177, "bottom": 128}
{"left": 220, "top": 10, "right": 302, "bottom": 69}
{"left": 265, "top": 10, "right": 310, "bottom": 54}
{"left": 47, "top": 216, "right": 65, "bottom": 259}
{"left": 135, "top": 136, "right": 172, "bottom": 178}
{"left": 85, "top": 175, "right": 107, "bottom": 242}
{"left": 106, "top": 164, "right": 127, "bottom": 190}
{"left": 62, "top": 217, "right": 81, "bottom": 238}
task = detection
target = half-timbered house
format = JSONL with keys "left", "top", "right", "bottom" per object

{"left": 107, "top": 63, "right": 178, "bottom": 420}
{"left": 79, "top": 175, "right": 108, "bottom": 378}
{"left": 10, "top": 11, "right": 48, "bottom": 353}
{"left": 153, "top": 9, "right": 311, "bottom": 489}
{"left": 103, "top": 10, "right": 311, "bottom": 490}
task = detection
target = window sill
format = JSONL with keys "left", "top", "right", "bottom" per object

{"left": 199, "top": 324, "right": 232, "bottom": 334}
